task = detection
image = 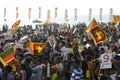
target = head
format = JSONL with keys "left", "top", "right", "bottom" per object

{"left": 5, "top": 65, "right": 13, "bottom": 73}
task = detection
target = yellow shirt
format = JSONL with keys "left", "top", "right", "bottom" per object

{"left": 51, "top": 73, "right": 57, "bottom": 80}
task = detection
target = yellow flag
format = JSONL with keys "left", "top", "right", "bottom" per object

{"left": 87, "top": 18, "right": 107, "bottom": 45}
{"left": 28, "top": 42, "right": 46, "bottom": 55}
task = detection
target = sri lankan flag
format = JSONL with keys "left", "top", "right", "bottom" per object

{"left": 12, "top": 20, "right": 21, "bottom": 34}
{"left": 28, "top": 42, "right": 46, "bottom": 55}
{"left": 0, "top": 47, "right": 14, "bottom": 66}
{"left": 86, "top": 18, "right": 107, "bottom": 45}
{"left": 112, "top": 15, "right": 120, "bottom": 23}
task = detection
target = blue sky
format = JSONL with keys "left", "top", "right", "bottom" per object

{"left": 0, "top": 0, "right": 120, "bottom": 27}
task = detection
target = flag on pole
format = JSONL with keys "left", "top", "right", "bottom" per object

{"left": 89, "top": 8, "right": 92, "bottom": 21}
{"left": 16, "top": 7, "right": 19, "bottom": 19}
{"left": 74, "top": 8, "right": 77, "bottom": 21}
{"left": 55, "top": 8, "right": 58, "bottom": 18}
{"left": 0, "top": 47, "right": 14, "bottom": 66}
{"left": 99, "top": 8, "right": 102, "bottom": 21}
{"left": 4, "top": 7, "right": 6, "bottom": 19}
{"left": 65, "top": 9, "right": 68, "bottom": 20}
{"left": 87, "top": 18, "right": 107, "bottom": 45}
{"left": 39, "top": 7, "right": 41, "bottom": 19}
{"left": 110, "top": 8, "right": 113, "bottom": 21}
{"left": 28, "top": 8, "right": 31, "bottom": 20}
{"left": 112, "top": 15, "right": 120, "bottom": 23}
{"left": 47, "top": 10, "right": 50, "bottom": 21}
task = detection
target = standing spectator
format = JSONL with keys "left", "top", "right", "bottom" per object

{"left": 5, "top": 65, "right": 15, "bottom": 80}
{"left": 71, "top": 59, "right": 84, "bottom": 80}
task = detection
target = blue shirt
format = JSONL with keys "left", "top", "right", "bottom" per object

{"left": 71, "top": 67, "right": 84, "bottom": 80}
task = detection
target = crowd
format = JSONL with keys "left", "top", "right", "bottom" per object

{"left": 0, "top": 21, "right": 120, "bottom": 80}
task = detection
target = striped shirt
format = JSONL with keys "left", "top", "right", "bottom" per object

{"left": 71, "top": 67, "right": 84, "bottom": 80}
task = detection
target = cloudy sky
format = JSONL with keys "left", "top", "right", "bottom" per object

{"left": 0, "top": 0, "right": 120, "bottom": 27}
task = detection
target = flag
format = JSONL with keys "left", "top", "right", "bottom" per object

{"left": 87, "top": 18, "right": 107, "bottom": 45}
{"left": 99, "top": 8, "right": 102, "bottom": 21}
{"left": 65, "top": 9, "right": 68, "bottom": 20}
{"left": 47, "top": 10, "right": 50, "bottom": 21}
{"left": 110, "top": 21, "right": 116, "bottom": 28}
{"left": 74, "top": 8, "right": 77, "bottom": 21}
{"left": 55, "top": 8, "right": 58, "bottom": 18}
{"left": 12, "top": 20, "right": 21, "bottom": 28}
{"left": 89, "top": 8, "right": 92, "bottom": 21}
{"left": 0, "top": 47, "right": 14, "bottom": 66}
{"left": 16, "top": 7, "right": 19, "bottom": 19}
{"left": 28, "top": 42, "right": 46, "bottom": 55}
{"left": 12, "top": 20, "right": 21, "bottom": 34}
{"left": 4, "top": 7, "right": 6, "bottom": 19}
{"left": 28, "top": 8, "right": 31, "bottom": 20}
{"left": 110, "top": 8, "right": 113, "bottom": 20}
{"left": 112, "top": 15, "right": 120, "bottom": 23}
{"left": 39, "top": 7, "right": 41, "bottom": 19}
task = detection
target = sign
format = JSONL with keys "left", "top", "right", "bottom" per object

{"left": 100, "top": 53, "right": 112, "bottom": 69}
{"left": 48, "top": 35, "right": 56, "bottom": 49}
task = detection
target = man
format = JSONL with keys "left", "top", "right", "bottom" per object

{"left": 71, "top": 58, "right": 84, "bottom": 80}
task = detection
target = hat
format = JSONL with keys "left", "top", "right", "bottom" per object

{"left": 51, "top": 65, "right": 57, "bottom": 71}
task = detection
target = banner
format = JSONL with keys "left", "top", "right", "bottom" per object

{"left": 4, "top": 7, "right": 6, "bottom": 19}
{"left": 28, "top": 8, "right": 31, "bottom": 20}
{"left": 87, "top": 18, "right": 107, "bottom": 45}
{"left": 99, "top": 8, "right": 102, "bottom": 21}
{"left": 55, "top": 7, "right": 58, "bottom": 18}
{"left": 110, "top": 8, "right": 113, "bottom": 21}
{"left": 29, "top": 42, "right": 46, "bottom": 55}
{"left": 47, "top": 10, "right": 50, "bottom": 21}
{"left": 89, "top": 8, "right": 92, "bottom": 21}
{"left": 74, "top": 8, "right": 77, "bottom": 21}
{"left": 112, "top": 15, "right": 120, "bottom": 23}
{"left": 0, "top": 47, "right": 14, "bottom": 66}
{"left": 65, "top": 9, "right": 68, "bottom": 20}
{"left": 16, "top": 7, "right": 19, "bottom": 19}
{"left": 39, "top": 7, "right": 41, "bottom": 19}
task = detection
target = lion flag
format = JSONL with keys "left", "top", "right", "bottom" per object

{"left": 12, "top": 20, "right": 21, "bottom": 34}
{"left": 87, "top": 18, "right": 107, "bottom": 45}
{"left": 29, "top": 42, "right": 45, "bottom": 55}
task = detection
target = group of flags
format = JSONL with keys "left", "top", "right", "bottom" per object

{"left": 3, "top": 7, "right": 114, "bottom": 22}
{"left": 1, "top": 9, "right": 120, "bottom": 67}
{"left": 87, "top": 14, "right": 120, "bottom": 45}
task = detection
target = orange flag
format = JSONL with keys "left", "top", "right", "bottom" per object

{"left": 16, "top": 7, "right": 19, "bottom": 19}
{"left": 28, "top": 42, "right": 46, "bottom": 55}
{"left": 39, "top": 7, "right": 41, "bottom": 19}
{"left": 65, "top": 9, "right": 68, "bottom": 20}
{"left": 112, "top": 15, "right": 120, "bottom": 23}
{"left": 0, "top": 47, "right": 14, "bottom": 66}
{"left": 12, "top": 20, "right": 21, "bottom": 28}
{"left": 87, "top": 18, "right": 107, "bottom": 45}
{"left": 47, "top": 10, "right": 50, "bottom": 21}
{"left": 4, "top": 7, "right": 6, "bottom": 19}
{"left": 28, "top": 8, "right": 31, "bottom": 20}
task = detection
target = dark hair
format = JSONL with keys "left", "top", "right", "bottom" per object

{"left": 100, "top": 74, "right": 108, "bottom": 80}
{"left": 5, "top": 65, "right": 12, "bottom": 72}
